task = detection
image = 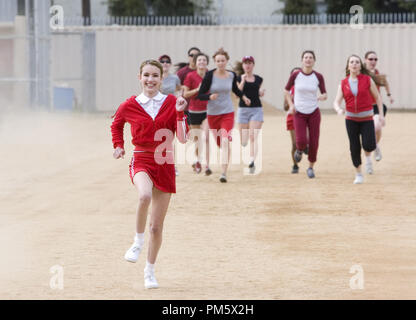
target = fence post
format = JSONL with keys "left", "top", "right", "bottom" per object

{"left": 82, "top": 32, "right": 96, "bottom": 112}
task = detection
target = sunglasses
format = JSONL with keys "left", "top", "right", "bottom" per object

{"left": 160, "top": 60, "right": 171, "bottom": 64}
{"left": 368, "top": 58, "right": 378, "bottom": 61}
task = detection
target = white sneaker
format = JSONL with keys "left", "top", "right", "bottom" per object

{"left": 353, "top": 173, "right": 364, "bottom": 184}
{"left": 374, "top": 147, "right": 382, "bottom": 161}
{"left": 175, "top": 166, "right": 179, "bottom": 176}
{"left": 365, "top": 162, "right": 373, "bottom": 175}
{"left": 124, "top": 241, "right": 143, "bottom": 263}
{"left": 144, "top": 270, "right": 159, "bottom": 289}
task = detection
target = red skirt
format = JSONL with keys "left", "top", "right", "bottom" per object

{"left": 207, "top": 112, "right": 235, "bottom": 147}
{"left": 286, "top": 113, "right": 294, "bottom": 131}
{"left": 129, "top": 151, "right": 176, "bottom": 193}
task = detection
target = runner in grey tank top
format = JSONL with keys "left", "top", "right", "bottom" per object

{"left": 207, "top": 72, "right": 235, "bottom": 116}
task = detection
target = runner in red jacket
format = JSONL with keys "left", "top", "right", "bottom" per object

{"left": 111, "top": 59, "right": 188, "bottom": 289}
{"left": 333, "top": 54, "right": 385, "bottom": 184}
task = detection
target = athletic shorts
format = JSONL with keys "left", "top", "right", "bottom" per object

{"left": 207, "top": 112, "right": 234, "bottom": 147}
{"left": 373, "top": 104, "right": 387, "bottom": 117}
{"left": 129, "top": 151, "right": 175, "bottom": 193}
{"left": 188, "top": 111, "right": 207, "bottom": 125}
{"left": 237, "top": 107, "right": 264, "bottom": 124}
{"left": 184, "top": 110, "right": 191, "bottom": 125}
{"left": 286, "top": 113, "right": 294, "bottom": 131}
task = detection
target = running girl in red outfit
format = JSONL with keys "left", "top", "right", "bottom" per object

{"left": 333, "top": 54, "right": 385, "bottom": 184}
{"left": 197, "top": 48, "right": 249, "bottom": 183}
{"left": 284, "top": 67, "right": 301, "bottom": 174}
{"left": 111, "top": 59, "right": 188, "bottom": 289}
{"left": 183, "top": 52, "right": 211, "bottom": 175}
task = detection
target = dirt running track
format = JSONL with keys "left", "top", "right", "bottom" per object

{"left": 1, "top": 105, "right": 415, "bottom": 300}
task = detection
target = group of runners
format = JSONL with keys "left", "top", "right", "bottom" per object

{"left": 110, "top": 47, "right": 392, "bottom": 289}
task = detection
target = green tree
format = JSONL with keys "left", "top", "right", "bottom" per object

{"left": 278, "top": 0, "right": 317, "bottom": 14}
{"left": 108, "top": 0, "right": 212, "bottom": 16}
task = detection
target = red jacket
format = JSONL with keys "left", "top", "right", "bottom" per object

{"left": 111, "top": 94, "right": 188, "bottom": 152}
{"left": 341, "top": 74, "right": 374, "bottom": 122}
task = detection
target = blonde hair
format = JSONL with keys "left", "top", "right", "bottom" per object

{"left": 213, "top": 47, "right": 230, "bottom": 61}
{"left": 139, "top": 59, "right": 163, "bottom": 76}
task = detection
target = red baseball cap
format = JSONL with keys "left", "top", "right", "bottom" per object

{"left": 158, "top": 54, "right": 171, "bottom": 62}
{"left": 242, "top": 55, "right": 255, "bottom": 63}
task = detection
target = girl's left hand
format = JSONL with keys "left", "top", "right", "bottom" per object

{"left": 176, "top": 91, "right": 187, "bottom": 111}
{"left": 259, "top": 88, "right": 265, "bottom": 97}
{"left": 379, "top": 116, "right": 386, "bottom": 127}
{"left": 317, "top": 94, "right": 326, "bottom": 101}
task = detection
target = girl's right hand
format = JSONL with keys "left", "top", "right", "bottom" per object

{"left": 113, "top": 147, "right": 125, "bottom": 159}
{"left": 337, "top": 108, "right": 345, "bottom": 116}
{"left": 289, "top": 106, "right": 295, "bottom": 115}
{"left": 210, "top": 93, "right": 218, "bottom": 100}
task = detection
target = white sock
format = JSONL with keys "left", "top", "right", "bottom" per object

{"left": 356, "top": 172, "right": 363, "bottom": 176}
{"left": 366, "top": 156, "right": 372, "bottom": 164}
{"left": 145, "top": 261, "right": 155, "bottom": 273}
{"left": 134, "top": 233, "right": 144, "bottom": 244}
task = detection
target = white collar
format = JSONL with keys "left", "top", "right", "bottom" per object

{"left": 137, "top": 91, "right": 166, "bottom": 104}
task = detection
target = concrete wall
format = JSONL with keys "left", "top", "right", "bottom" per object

{"left": 80, "top": 23, "right": 415, "bottom": 112}
{"left": 3, "top": 20, "right": 416, "bottom": 111}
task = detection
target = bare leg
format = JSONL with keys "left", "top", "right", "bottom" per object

{"left": 201, "top": 119, "right": 210, "bottom": 168}
{"left": 133, "top": 172, "right": 153, "bottom": 234}
{"left": 190, "top": 124, "right": 201, "bottom": 161}
{"left": 290, "top": 130, "right": 296, "bottom": 165}
{"left": 249, "top": 120, "right": 263, "bottom": 162}
{"left": 220, "top": 137, "right": 231, "bottom": 175}
{"left": 147, "top": 188, "right": 171, "bottom": 264}
{"left": 239, "top": 123, "right": 249, "bottom": 147}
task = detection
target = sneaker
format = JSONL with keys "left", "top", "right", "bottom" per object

{"left": 291, "top": 164, "right": 299, "bottom": 174}
{"left": 306, "top": 167, "right": 315, "bottom": 179}
{"left": 353, "top": 173, "right": 364, "bottom": 184}
{"left": 124, "top": 241, "right": 143, "bottom": 263}
{"left": 205, "top": 167, "right": 212, "bottom": 176}
{"left": 294, "top": 149, "right": 303, "bottom": 163}
{"left": 366, "top": 162, "right": 373, "bottom": 175}
{"left": 144, "top": 270, "right": 159, "bottom": 289}
{"left": 195, "top": 161, "right": 202, "bottom": 174}
{"left": 175, "top": 166, "right": 179, "bottom": 176}
{"left": 248, "top": 161, "right": 255, "bottom": 174}
{"left": 374, "top": 147, "right": 382, "bottom": 161}
{"left": 219, "top": 174, "right": 227, "bottom": 183}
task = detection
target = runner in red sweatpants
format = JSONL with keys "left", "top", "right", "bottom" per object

{"left": 284, "top": 50, "right": 327, "bottom": 179}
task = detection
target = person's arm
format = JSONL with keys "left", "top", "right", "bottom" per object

{"left": 316, "top": 72, "right": 327, "bottom": 101}
{"left": 197, "top": 71, "right": 213, "bottom": 101}
{"left": 232, "top": 72, "right": 251, "bottom": 106}
{"left": 333, "top": 84, "right": 345, "bottom": 115}
{"left": 284, "top": 90, "right": 295, "bottom": 114}
{"left": 111, "top": 103, "right": 127, "bottom": 159}
{"left": 383, "top": 77, "right": 394, "bottom": 104}
{"left": 284, "top": 72, "right": 298, "bottom": 114}
{"left": 258, "top": 76, "right": 265, "bottom": 97}
{"left": 283, "top": 97, "right": 289, "bottom": 111}
{"left": 183, "top": 74, "right": 200, "bottom": 99}
{"left": 237, "top": 74, "right": 246, "bottom": 92}
{"left": 175, "top": 96, "right": 189, "bottom": 143}
{"left": 370, "top": 78, "right": 385, "bottom": 126}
